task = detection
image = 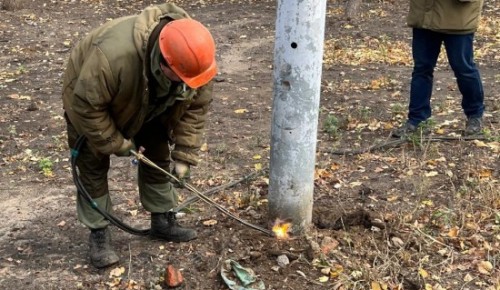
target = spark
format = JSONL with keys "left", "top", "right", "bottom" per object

{"left": 272, "top": 219, "right": 292, "bottom": 240}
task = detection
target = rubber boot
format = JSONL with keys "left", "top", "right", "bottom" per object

{"left": 150, "top": 212, "right": 197, "bottom": 242}
{"left": 89, "top": 228, "right": 119, "bottom": 268}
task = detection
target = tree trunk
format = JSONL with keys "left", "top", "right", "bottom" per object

{"left": 345, "top": 0, "right": 362, "bottom": 20}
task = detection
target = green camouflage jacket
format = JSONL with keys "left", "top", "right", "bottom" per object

{"left": 407, "top": 0, "right": 484, "bottom": 34}
{"left": 62, "top": 3, "right": 213, "bottom": 165}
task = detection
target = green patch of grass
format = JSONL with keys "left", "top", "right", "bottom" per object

{"left": 17, "top": 65, "right": 27, "bottom": 74}
{"left": 390, "top": 103, "right": 406, "bottom": 115}
{"left": 405, "top": 119, "right": 437, "bottom": 147}
{"left": 38, "top": 157, "right": 53, "bottom": 177}
{"left": 419, "top": 119, "right": 436, "bottom": 131}
{"left": 8, "top": 125, "right": 16, "bottom": 135}
{"left": 179, "top": 205, "right": 201, "bottom": 214}
{"left": 482, "top": 128, "right": 500, "bottom": 142}
{"left": 358, "top": 107, "right": 372, "bottom": 122}
{"left": 323, "top": 115, "right": 341, "bottom": 140}
{"left": 431, "top": 208, "right": 456, "bottom": 228}
{"left": 432, "top": 100, "right": 446, "bottom": 115}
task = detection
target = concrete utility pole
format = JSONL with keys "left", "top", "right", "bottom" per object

{"left": 268, "top": 0, "right": 327, "bottom": 233}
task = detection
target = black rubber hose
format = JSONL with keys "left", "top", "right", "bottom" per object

{"left": 71, "top": 135, "right": 150, "bottom": 236}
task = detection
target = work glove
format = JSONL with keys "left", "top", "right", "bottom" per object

{"left": 173, "top": 160, "right": 190, "bottom": 187}
{"left": 173, "top": 161, "right": 190, "bottom": 179}
{"left": 115, "top": 139, "right": 135, "bottom": 157}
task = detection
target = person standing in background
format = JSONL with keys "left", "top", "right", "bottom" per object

{"left": 393, "top": 0, "right": 485, "bottom": 137}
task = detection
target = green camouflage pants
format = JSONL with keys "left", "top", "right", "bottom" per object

{"left": 66, "top": 114, "right": 178, "bottom": 229}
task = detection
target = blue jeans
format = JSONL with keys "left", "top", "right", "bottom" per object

{"left": 408, "top": 28, "right": 484, "bottom": 126}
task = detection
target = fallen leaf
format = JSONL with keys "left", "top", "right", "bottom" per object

{"left": 203, "top": 219, "right": 218, "bottom": 226}
{"left": 478, "top": 168, "right": 492, "bottom": 179}
{"left": 448, "top": 226, "right": 459, "bottom": 238}
{"left": 329, "top": 264, "right": 344, "bottom": 278}
{"left": 477, "top": 260, "right": 493, "bottom": 274}
{"left": 330, "top": 163, "right": 340, "bottom": 171}
{"left": 107, "top": 278, "right": 121, "bottom": 288}
{"left": 234, "top": 109, "right": 248, "bottom": 114}
{"left": 486, "top": 141, "right": 499, "bottom": 152}
{"left": 419, "top": 268, "right": 429, "bottom": 278}
{"left": 473, "top": 140, "right": 488, "bottom": 147}
{"left": 371, "top": 281, "right": 382, "bottom": 290}
{"left": 109, "top": 266, "right": 125, "bottom": 278}
{"left": 370, "top": 79, "right": 381, "bottom": 90}
{"left": 349, "top": 181, "right": 362, "bottom": 187}
{"left": 315, "top": 168, "right": 333, "bottom": 179}
{"left": 368, "top": 120, "right": 380, "bottom": 131}
{"left": 425, "top": 171, "right": 438, "bottom": 177}
{"left": 387, "top": 195, "right": 398, "bottom": 202}
{"left": 351, "top": 270, "right": 362, "bottom": 279}
{"left": 391, "top": 236, "right": 404, "bottom": 247}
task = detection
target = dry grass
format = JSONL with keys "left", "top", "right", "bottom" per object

{"left": 310, "top": 140, "right": 500, "bottom": 289}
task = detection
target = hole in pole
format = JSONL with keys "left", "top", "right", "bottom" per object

{"left": 281, "top": 80, "right": 290, "bottom": 91}
{"left": 291, "top": 42, "right": 297, "bottom": 49}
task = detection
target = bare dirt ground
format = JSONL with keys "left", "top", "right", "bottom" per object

{"left": 0, "top": 0, "right": 499, "bottom": 289}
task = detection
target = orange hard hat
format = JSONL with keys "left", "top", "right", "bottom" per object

{"left": 159, "top": 19, "right": 217, "bottom": 89}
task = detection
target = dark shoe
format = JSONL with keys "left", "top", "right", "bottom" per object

{"left": 150, "top": 212, "right": 197, "bottom": 242}
{"left": 89, "top": 228, "right": 119, "bottom": 268}
{"left": 464, "top": 117, "right": 482, "bottom": 136}
{"left": 392, "top": 122, "right": 417, "bottom": 138}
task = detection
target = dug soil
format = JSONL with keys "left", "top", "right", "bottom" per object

{"left": 1, "top": 0, "right": 499, "bottom": 289}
